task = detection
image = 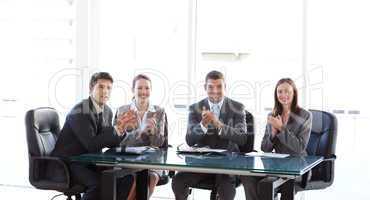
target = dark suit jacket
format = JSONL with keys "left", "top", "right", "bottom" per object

{"left": 52, "top": 97, "right": 122, "bottom": 158}
{"left": 185, "top": 97, "right": 248, "bottom": 152}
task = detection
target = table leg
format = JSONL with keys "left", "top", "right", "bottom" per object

{"left": 258, "top": 177, "right": 290, "bottom": 200}
{"left": 101, "top": 169, "right": 118, "bottom": 200}
{"left": 258, "top": 177, "right": 275, "bottom": 200}
{"left": 101, "top": 168, "right": 137, "bottom": 200}
{"left": 282, "top": 179, "right": 295, "bottom": 200}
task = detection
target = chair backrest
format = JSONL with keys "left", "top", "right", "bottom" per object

{"left": 159, "top": 112, "right": 169, "bottom": 149}
{"left": 239, "top": 110, "right": 255, "bottom": 153}
{"left": 307, "top": 110, "right": 337, "bottom": 157}
{"left": 25, "top": 107, "right": 60, "bottom": 157}
{"left": 306, "top": 109, "right": 338, "bottom": 184}
{"left": 156, "top": 112, "right": 171, "bottom": 186}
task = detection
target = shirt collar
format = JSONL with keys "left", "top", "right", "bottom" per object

{"left": 90, "top": 96, "right": 104, "bottom": 114}
{"left": 130, "top": 99, "right": 156, "bottom": 112}
{"left": 208, "top": 98, "right": 224, "bottom": 109}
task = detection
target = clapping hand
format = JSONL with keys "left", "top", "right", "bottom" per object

{"left": 267, "top": 115, "right": 283, "bottom": 137}
{"left": 145, "top": 113, "right": 157, "bottom": 135}
{"left": 201, "top": 106, "right": 222, "bottom": 129}
{"left": 201, "top": 106, "right": 212, "bottom": 127}
{"left": 137, "top": 113, "right": 157, "bottom": 139}
{"left": 115, "top": 110, "right": 137, "bottom": 136}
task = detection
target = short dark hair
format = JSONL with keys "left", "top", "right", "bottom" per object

{"left": 132, "top": 74, "right": 151, "bottom": 90}
{"left": 89, "top": 72, "right": 114, "bottom": 90}
{"left": 205, "top": 70, "right": 225, "bottom": 82}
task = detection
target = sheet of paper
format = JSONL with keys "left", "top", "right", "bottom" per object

{"left": 177, "top": 145, "right": 227, "bottom": 154}
{"left": 125, "top": 146, "right": 150, "bottom": 154}
{"left": 104, "top": 146, "right": 157, "bottom": 155}
{"left": 245, "top": 152, "right": 289, "bottom": 158}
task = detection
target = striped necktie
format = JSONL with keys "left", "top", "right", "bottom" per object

{"left": 212, "top": 104, "right": 220, "bottom": 119}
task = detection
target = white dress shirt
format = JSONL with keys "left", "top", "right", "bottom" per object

{"left": 129, "top": 99, "right": 156, "bottom": 133}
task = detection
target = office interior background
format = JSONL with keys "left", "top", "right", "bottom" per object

{"left": 0, "top": 0, "right": 369, "bottom": 199}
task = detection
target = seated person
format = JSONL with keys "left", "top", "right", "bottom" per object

{"left": 50, "top": 72, "right": 135, "bottom": 200}
{"left": 241, "top": 78, "right": 312, "bottom": 200}
{"left": 115, "top": 74, "right": 166, "bottom": 200}
{"left": 171, "top": 70, "right": 248, "bottom": 200}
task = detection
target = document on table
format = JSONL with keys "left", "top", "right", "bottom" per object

{"left": 245, "top": 152, "right": 290, "bottom": 158}
{"left": 125, "top": 146, "right": 157, "bottom": 154}
{"left": 177, "top": 144, "right": 227, "bottom": 155}
{"left": 106, "top": 146, "right": 157, "bottom": 155}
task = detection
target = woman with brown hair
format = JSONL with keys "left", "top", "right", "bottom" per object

{"left": 114, "top": 74, "right": 166, "bottom": 200}
{"left": 241, "top": 78, "right": 312, "bottom": 200}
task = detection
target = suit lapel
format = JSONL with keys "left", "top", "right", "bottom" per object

{"left": 195, "top": 98, "right": 210, "bottom": 114}
{"left": 219, "top": 97, "right": 229, "bottom": 124}
{"left": 87, "top": 98, "right": 99, "bottom": 135}
{"left": 102, "top": 105, "right": 112, "bottom": 126}
{"left": 204, "top": 98, "right": 210, "bottom": 111}
{"left": 285, "top": 112, "right": 302, "bottom": 133}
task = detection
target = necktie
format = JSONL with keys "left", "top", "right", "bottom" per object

{"left": 212, "top": 104, "right": 220, "bottom": 119}
{"left": 96, "top": 112, "right": 103, "bottom": 134}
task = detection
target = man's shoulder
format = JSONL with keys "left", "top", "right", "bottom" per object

{"left": 224, "top": 97, "right": 245, "bottom": 110}
{"left": 189, "top": 98, "right": 207, "bottom": 111}
{"left": 67, "top": 98, "right": 96, "bottom": 117}
{"left": 226, "top": 97, "right": 244, "bottom": 106}
{"left": 68, "top": 98, "right": 86, "bottom": 112}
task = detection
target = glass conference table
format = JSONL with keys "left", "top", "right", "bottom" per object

{"left": 70, "top": 148, "right": 322, "bottom": 200}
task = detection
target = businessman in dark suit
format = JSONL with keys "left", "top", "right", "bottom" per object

{"left": 171, "top": 70, "right": 248, "bottom": 200}
{"left": 51, "top": 72, "right": 136, "bottom": 200}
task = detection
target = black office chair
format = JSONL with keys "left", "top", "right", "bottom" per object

{"left": 156, "top": 112, "right": 170, "bottom": 186}
{"left": 296, "top": 109, "right": 338, "bottom": 191}
{"left": 189, "top": 110, "right": 255, "bottom": 200}
{"left": 25, "top": 107, "right": 85, "bottom": 200}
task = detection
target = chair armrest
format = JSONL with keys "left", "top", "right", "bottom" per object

{"left": 298, "top": 170, "right": 310, "bottom": 189}
{"left": 298, "top": 154, "right": 336, "bottom": 189}
{"left": 324, "top": 154, "right": 336, "bottom": 161}
{"left": 31, "top": 156, "right": 71, "bottom": 187}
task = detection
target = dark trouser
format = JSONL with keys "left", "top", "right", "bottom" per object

{"left": 171, "top": 172, "right": 236, "bottom": 200}
{"left": 70, "top": 163, "right": 133, "bottom": 200}
{"left": 241, "top": 174, "right": 309, "bottom": 200}
{"left": 240, "top": 176, "right": 261, "bottom": 200}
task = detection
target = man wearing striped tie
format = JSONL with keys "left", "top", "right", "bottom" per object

{"left": 172, "top": 70, "right": 249, "bottom": 200}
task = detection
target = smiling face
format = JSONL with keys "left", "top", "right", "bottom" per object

{"left": 205, "top": 78, "right": 226, "bottom": 103}
{"left": 90, "top": 79, "right": 112, "bottom": 106}
{"left": 276, "top": 82, "right": 294, "bottom": 107}
{"left": 133, "top": 78, "right": 151, "bottom": 102}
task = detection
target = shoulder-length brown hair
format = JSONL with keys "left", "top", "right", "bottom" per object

{"left": 273, "top": 78, "right": 300, "bottom": 116}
